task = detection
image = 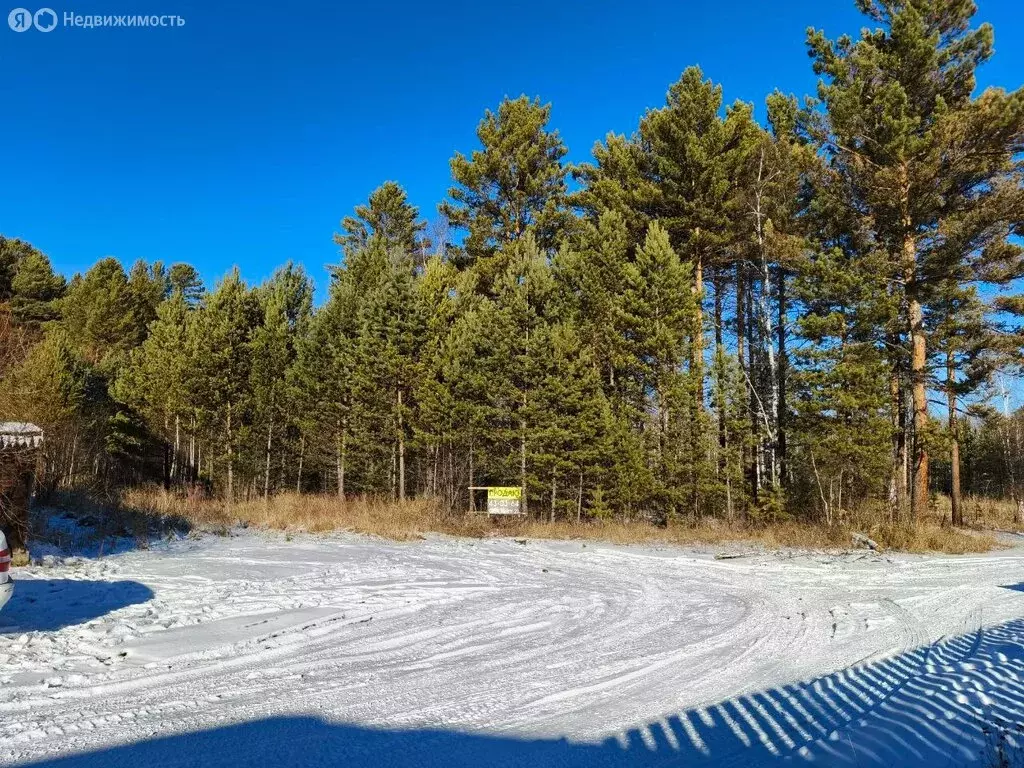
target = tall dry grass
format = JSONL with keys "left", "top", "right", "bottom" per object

{"left": 930, "top": 494, "right": 1023, "bottom": 532}
{"left": 116, "top": 487, "right": 999, "bottom": 554}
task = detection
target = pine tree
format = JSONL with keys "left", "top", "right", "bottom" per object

{"left": 443, "top": 297, "right": 511, "bottom": 504}
{"left": 250, "top": 263, "right": 313, "bottom": 499}
{"left": 292, "top": 290, "right": 356, "bottom": 497}
{"left": 9, "top": 248, "right": 65, "bottom": 330}
{"left": 553, "top": 212, "right": 634, "bottom": 398}
{"left": 60, "top": 258, "right": 138, "bottom": 370}
{"left": 524, "top": 321, "right": 609, "bottom": 522}
{"left": 0, "top": 328, "right": 108, "bottom": 489}
{"left": 929, "top": 284, "right": 992, "bottom": 526}
{"left": 347, "top": 236, "right": 422, "bottom": 499}
{"left": 493, "top": 234, "right": 558, "bottom": 513}
{"left": 440, "top": 96, "right": 573, "bottom": 283}
{"left": 0, "top": 237, "right": 45, "bottom": 301}
{"left": 622, "top": 222, "right": 698, "bottom": 519}
{"left": 579, "top": 70, "right": 761, "bottom": 512}
{"left": 125, "top": 259, "right": 169, "bottom": 346}
{"left": 115, "top": 289, "right": 193, "bottom": 487}
{"left": 411, "top": 254, "right": 461, "bottom": 503}
{"left": 335, "top": 182, "right": 427, "bottom": 265}
{"left": 168, "top": 263, "right": 205, "bottom": 305}
{"left": 805, "top": 0, "right": 1024, "bottom": 521}
{"left": 791, "top": 233, "right": 895, "bottom": 522}
{"left": 191, "top": 269, "right": 259, "bottom": 506}
{"left": 734, "top": 91, "right": 814, "bottom": 495}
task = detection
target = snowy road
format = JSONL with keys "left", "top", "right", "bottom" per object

{"left": 3, "top": 531, "right": 1024, "bottom": 767}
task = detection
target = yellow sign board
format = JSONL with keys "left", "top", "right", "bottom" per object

{"left": 487, "top": 487, "right": 522, "bottom": 501}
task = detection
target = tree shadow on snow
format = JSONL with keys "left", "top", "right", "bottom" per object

{"left": 19, "top": 617, "right": 1024, "bottom": 768}
{"left": 0, "top": 579, "right": 154, "bottom": 633}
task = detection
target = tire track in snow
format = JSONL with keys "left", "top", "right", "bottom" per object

{"left": 3, "top": 534, "right": 1024, "bottom": 765}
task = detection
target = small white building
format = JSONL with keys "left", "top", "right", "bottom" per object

{"left": 0, "top": 422, "right": 44, "bottom": 450}
{"left": 0, "top": 422, "right": 43, "bottom": 560}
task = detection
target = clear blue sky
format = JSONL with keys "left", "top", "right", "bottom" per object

{"left": 3, "top": 0, "right": 1023, "bottom": 299}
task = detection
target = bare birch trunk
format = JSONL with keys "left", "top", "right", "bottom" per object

{"left": 776, "top": 265, "right": 787, "bottom": 486}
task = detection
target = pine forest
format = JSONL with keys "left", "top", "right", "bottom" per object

{"left": 4, "top": 0, "right": 1024, "bottom": 538}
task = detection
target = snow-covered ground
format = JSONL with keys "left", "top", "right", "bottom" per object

{"left": 3, "top": 527, "right": 1024, "bottom": 767}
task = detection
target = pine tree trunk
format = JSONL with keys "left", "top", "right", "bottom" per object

{"left": 947, "top": 351, "right": 963, "bottom": 526}
{"left": 776, "top": 265, "right": 787, "bottom": 486}
{"left": 263, "top": 414, "right": 274, "bottom": 502}
{"left": 397, "top": 389, "right": 406, "bottom": 503}
{"left": 887, "top": 334, "right": 909, "bottom": 521}
{"left": 713, "top": 278, "right": 727, "bottom": 477}
{"left": 336, "top": 425, "right": 346, "bottom": 500}
{"left": 449, "top": 439, "right": 456, "bottom": 513}
{"left": 725, "top": 476, "right": 733, "bottom": 523}
{"left": 431, "top": 443, "right": 439, "bottom": 499}
{"left": 999, "top": 387, "right": 1022, "bottom": 523}
{"left": 736, "top": 260, "right": 753, "bottom": 504}
{"left": 898, "top": 171, "right": 928, "bottom": 524}
{"left": 736, "top": 262, "right": 746, "bottom": 375}
{"left": 737, "top": 261, "right": 758, "bottom": 498}
{"left": 468, "top": 438, "right": 475, "bottom": 513}
{"left": 748, "top": 285, "right": 761, "bottom": 502}
{"left": 690, "top": 242, "right": 706, "bottom": 519}
{"left": 278, "top": 428, "right": 287, "bottom": 491}
{"left": 908, "top": 280, "right": 929, "bottom": 524}
{"left": 162, "top": 414, "right": 171, "bottom": 491}
{"left": 657, "top": 381, "right": 667, "bottom": 478}
{"left": 172, "top": 414, "right": 180, "bottom": 486}
{"left": 550, "top": 473, "right": 556, "bottom": 523}
{"left": 520, "top": 410, "right": 527, "bottom": 517}
{"left": 68, "top": 431, "right": 78, "bottom": 487}
{"left": 296, "top": 435, "right": 305, "bottom": 494}
{"left": 226, "top": 400, "right": 234, "bottom": 513}
{"left": 692, "top": 245, "right": 704, "bottom": 406}
{"left": 391, "top": 443, "right": 397, "bottom": 502}
{"left": 576, "top": 470, "right": 583, "bottom": 523}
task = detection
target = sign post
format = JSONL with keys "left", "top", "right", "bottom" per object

{"left": 468, "top": 486, "right": 524, "bottom": 516}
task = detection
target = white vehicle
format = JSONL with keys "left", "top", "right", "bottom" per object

{"left": 0, "top": 531, "right": 12, "bottom": 612}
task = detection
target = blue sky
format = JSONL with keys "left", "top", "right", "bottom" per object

{"left": 3, "top": 0, "right": 1023, "bottom": 299}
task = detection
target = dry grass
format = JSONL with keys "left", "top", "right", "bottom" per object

{"left": 930, "top": 494, "right": 1024, "bottom": 532}
{"left": 867, "top": 522, "right": 996, "bottom": 554}
{"left": 31, "top": 488, "right": 193, "bottom": 554}
{"left": 116, "top": 487, "right": 999, "bottom": 555}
